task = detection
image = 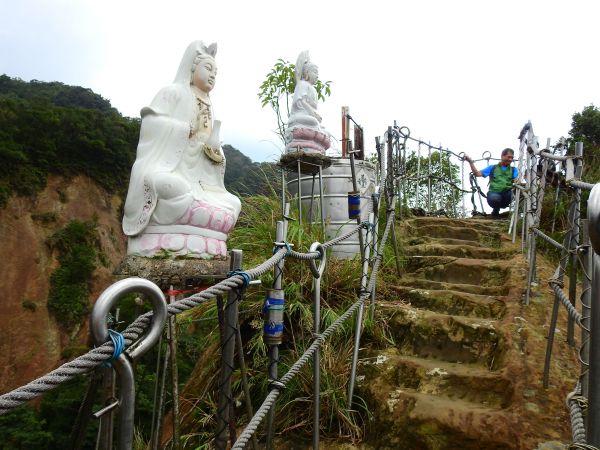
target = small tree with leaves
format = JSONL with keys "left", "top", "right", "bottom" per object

{"left": 258, "top": 59, "right": 331, "bottom": 145}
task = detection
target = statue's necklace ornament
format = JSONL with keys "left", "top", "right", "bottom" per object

{"left": 197, "top": 98, "right": 211, "bottom": 128}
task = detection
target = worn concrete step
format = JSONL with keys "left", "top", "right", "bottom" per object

{"left": 398, "top": 278, "right": 510, "bottom": 296}
{"left": 406, "top": 217, "right": 505, "bottom": 233}
{"left": 361, "top": 385, "right": 515, "bottom": 450}
{"left": 389, "top": 285, "right": 506, "bottom": 319}
{"left": 405, "top": 235, "right": 484, "bottom": 248}
{"left": 361, "top": 349, "right": 513, "bottom": 409}
{"left": 378, "top": 302, "right": 503, "bottom": 368}
{"left": 402, "top": 241, "right": 510, "bottom": 259}
{"left": 405, "top": 223, "right": 502, "bottom": 246}
{"left": 408, "top": 258, "right": 511, "bottom": 287}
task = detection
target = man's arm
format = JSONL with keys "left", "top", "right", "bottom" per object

{"left": 464, "top": 155, "right": 483, "bottom": 177}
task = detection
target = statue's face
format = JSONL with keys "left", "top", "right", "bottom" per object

{"left": 192, "top": 57, "right": 217, "bottom": 92}
{"left": 305, "top": 64, "right": 318, "bottom": 84}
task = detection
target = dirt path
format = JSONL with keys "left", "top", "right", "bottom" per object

{"left": 359, "top": 216, "right": 579, "bottom": 450}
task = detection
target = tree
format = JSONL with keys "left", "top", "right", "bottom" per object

{"left": 257, "top": 59, "right": 331, "bottom": 144}
{"left": 400, "top": 151, "right": 463, "bottom": 216}
{"left": 569, "top": 104, "right": 600, "bottom": 181}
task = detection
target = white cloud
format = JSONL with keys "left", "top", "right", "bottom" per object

{"left": 1, "top": 0, "right": 598, "bottom": 162}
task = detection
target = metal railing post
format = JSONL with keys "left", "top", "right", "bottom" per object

{"left": 266, "top": 221, "right": 286, "bottom": 450}
{"left": 309, "top": 242, "right": 326, "bottom": 449}
{"left": 567, "top": 143, "right": 583, "bottom": 346}
{"left": 580, "top": 219, "right": 592, "bottom": 398}
{"left": 586, "top": 183, "right": 600, "bottom": 444}
{"left": 215, "top": 250, "right": 243, "bottom": 450}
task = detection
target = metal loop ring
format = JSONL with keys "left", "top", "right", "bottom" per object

{"left": 90, "top": 278, "right": 167, "bottom": 450}
{"left": 481, "top": 150, "right": 492, "bottom": 160}
{"left": 91, "top": 277, "right": 167, "bottom": 361}
{"left": 308, "top": 242, "right": 326, "bottom": 279}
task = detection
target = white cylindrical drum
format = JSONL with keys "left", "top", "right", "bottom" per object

{"left": 287, "top": 158, "right": 376, "bottom": 259}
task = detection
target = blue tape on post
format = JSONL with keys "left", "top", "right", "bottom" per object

{"left": 101, "top": 329, "right": 125, "bottom": 368}
{"left": 348, "top": 192, "right": 361, "bottom": 219}
{"left": 264, "top": 323, "right": 285, "bottom": 335}
{"left": 262, "top": 298, "right": 284, "bottom": 313}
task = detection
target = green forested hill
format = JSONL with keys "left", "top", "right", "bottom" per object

{"left": 0, "top": 75, "right": 278, "bottom": 207}
{"left": 0, "top": 75, "right": 139, "bottom": 205}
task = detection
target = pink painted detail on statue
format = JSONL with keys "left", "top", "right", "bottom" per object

{"left": 177, "top": 200, "right": 235, "bottom": 234}
{"left": 210, "top": 209, "right": 225, "bottom": 231}
{"left": 140, "top": 234, "right": 161, "bottom": 252}
{"left": 291, "top": 127, "right": 331, "bottom": 149}
{"left": 286, "top": 139, "right": 326, "bottom": 153}
{"left": 206, "top": 238, "right": 219, "bottom": 255}
{"left": 160, "top": 234, "right": 185, "bottom": 251}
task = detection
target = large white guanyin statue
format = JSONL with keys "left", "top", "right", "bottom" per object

{"left": 285, "top": 51, "right": 331, "bottom": 154}
{"left": 122, "top": 41, "right": 241, "bottom": 259}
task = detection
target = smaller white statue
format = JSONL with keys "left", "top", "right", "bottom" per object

{"left": 122, "top": 41, "right": 241, "bottom": 259}
{"left": 285, "top": 51, "right": 330, "bottom": 154}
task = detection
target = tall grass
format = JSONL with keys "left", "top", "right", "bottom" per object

{"left": 165, "top": 194, "right": 396, "bottom": 448}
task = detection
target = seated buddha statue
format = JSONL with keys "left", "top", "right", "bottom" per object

{"left": 122, "top": 40, "right": 241, "bottom": 259}
{"left": 285, "top": 51, "right": 331, "bottom": 154}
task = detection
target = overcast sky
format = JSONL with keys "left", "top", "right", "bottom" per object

{"left": 1, "top": 0, "right": 598, "bottom": 164}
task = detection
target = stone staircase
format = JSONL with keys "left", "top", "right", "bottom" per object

{"left": 359, "top": 216, "right": 578, "bottom": 450}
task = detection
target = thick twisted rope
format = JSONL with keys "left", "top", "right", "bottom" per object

{"left": 232, "top": 202, "right": 396, "bottom": 449}
{"left": 567, "top": 384, "right": 587, "bottom": 444}
{"left": 549, "top": 280, "right": 582, "bottom": 326}
{"left": 530, "top": 227, "right": 566, "bottom": 252}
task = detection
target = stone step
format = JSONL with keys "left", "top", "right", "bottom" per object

{"left": 407, "top": 217, "right": 505, "bottom": 233}
{"left": 406, "top": 223, "right": 502, "bottom": 247}
{"left": 403, "top": 241, "right": 509, "bottom": 260}
{"left": 407, "top": 258, "right": 510, "bottom": 287}
{"left": 361, "top": 349, "right": 513, "bottom": 409}
{"left": 361, "top": 384, "right": 515, "bottom": 450}
{"left": 404, "top": 236, "right": 485, "bottom": 248}
{"left": 398, "top": 278, "right": 510, "bottom": 296}
{"left": 378, "top": 302, "right": 503, "bottom": 368}
{"left": 389, "top": 285, "right": 506, "bottom": 319}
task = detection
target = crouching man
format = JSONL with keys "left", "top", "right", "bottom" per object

{"left": 465, "top": 148, "right": 518, "bottom": 218}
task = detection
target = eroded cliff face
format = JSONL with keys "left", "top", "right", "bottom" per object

{"left": 0, "top": 176, "right": 126, "bottom": 392}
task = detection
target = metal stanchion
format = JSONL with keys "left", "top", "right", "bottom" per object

{"left": 266, "top": 222, "right": 286, "bottom": 450}
{"left": 585, "top": 183, "right": 600, "bottom": 444}
{"left": 309, "top": 242, "right": 326, "bottom": 449}
{"left": 215, "top": 251, "right": 243, "bottom": 450}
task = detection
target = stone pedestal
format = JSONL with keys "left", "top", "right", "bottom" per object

{"left": 114, "top": 255, "right": 230, "bottom": 290}
{"left": 279, "top": 150, "right": 332, "bottom": 175}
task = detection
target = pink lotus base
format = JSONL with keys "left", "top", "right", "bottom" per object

{"left": 128, "top": 200, "right": 236, "bottom": 258}
{"left": 286, "top": 127, "right": 331, "bottom": 154}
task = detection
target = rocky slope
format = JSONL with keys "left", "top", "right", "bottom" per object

{"left": 0, "top": 175, "right": 126, "bottom": 392}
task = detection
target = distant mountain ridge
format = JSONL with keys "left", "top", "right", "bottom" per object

{"left": 0, "top": 75, "right": 277, "bottom": 206}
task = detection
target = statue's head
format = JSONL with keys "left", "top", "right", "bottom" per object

{"left": 191, "top": 50, "right": 218, "bottom": 93}
{"left": 295, "top": 50, "right": 318, "bottom": 85}
{"left": 174, "top": 41, "right": 218, "bottom": 91}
